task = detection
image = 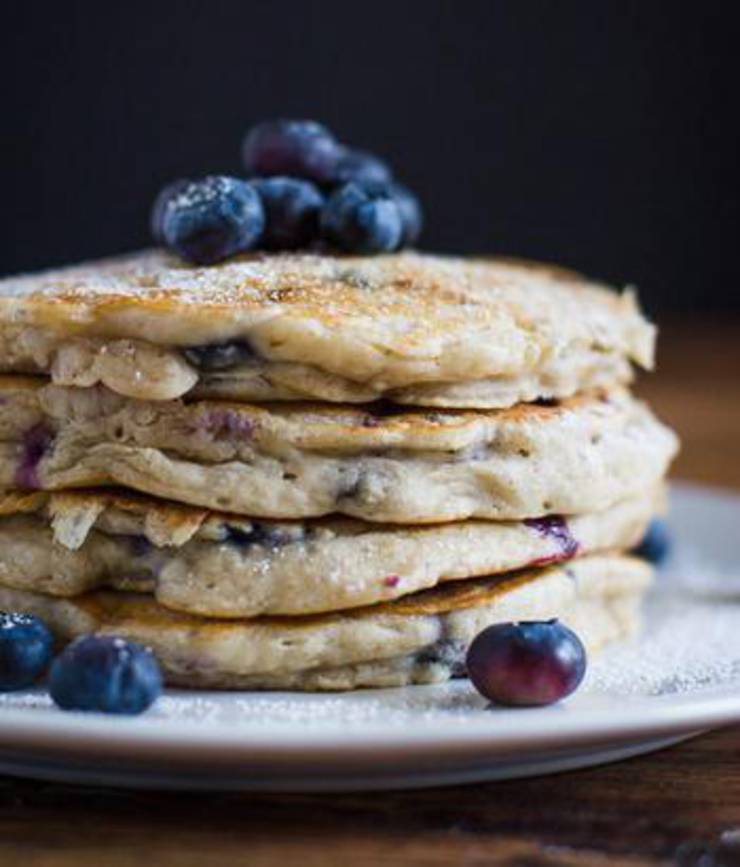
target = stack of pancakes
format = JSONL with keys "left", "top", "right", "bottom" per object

{"left": 0, "top": 251, "right": 678, "bottom": 690}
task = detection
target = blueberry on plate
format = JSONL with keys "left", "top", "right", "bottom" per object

{"left": 634, "top": 519, "right": 671, "bottom": 564}
{"left": 49, "top": 635, "right": 163, "bottom": 715}
{"left": 320, "top": 181, "right": 404, "bottom": 253}
{"left": 157, "top": 176, "right": 265, "bottom": 265}
{"left": 242, "top": 119, "right": 342, "bottom": 184}
{"left": 466, "top": 619, "right": 587, "bottom": 707}
{"left": 389, "top": 183, "right": 423, "bottom": 246}
{"left": 252, "top": 177, "right": 324, "bottom": 250}
{"left": 0, "top": 612, "right": 54, "bottom": 691}
{"left": 329, "top": 148, "right": 393, "bottom": 188}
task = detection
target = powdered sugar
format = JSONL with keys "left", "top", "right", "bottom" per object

{"left": 0, "top": 570, "right": 738, "bottom": 732}
{"left": 0, "top": 483, "right": 737, "bottom": 736}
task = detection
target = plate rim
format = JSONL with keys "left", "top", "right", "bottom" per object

{"left": 0, "top": 480, "right": 738, "bottom": 768}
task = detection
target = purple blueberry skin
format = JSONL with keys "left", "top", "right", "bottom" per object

{"left": 15, "top": 424, "right": 55, "bottom": 490}
{"left": 466, "top": 620, "right": 587, "bottom": 707}
{"left": 158, "top": 176, "right": 265, "bottom": 266}
{"left": 242, "top": 119, "right": 342, "bottom": 184}
{"left": 328, "top": 148, "right": 393, "bottom": 188}
{"left": 49, "top": 635, "right": 162, "bottom": 715}
{"left": 320, "top": 182, "right": 404, "bottom": 253}
{"left": 0, "top": 612, "right": 54, "bottom": 691}
{"left": 252, "top": 177, "right": 324, "bottom": 250}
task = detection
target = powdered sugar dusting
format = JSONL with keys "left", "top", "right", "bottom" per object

{"left": 1, "top": 576, "right": 739, "bottom": 732}
{"left": 585, "top": 585, "right": 740, "bottom": 696}
{"left": 0, "top": 484, "right": 737, "bottom": 736}
{"left": 0, "top": 249, "right": 649, "bottom": 363}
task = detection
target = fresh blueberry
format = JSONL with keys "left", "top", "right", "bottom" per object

{"left": 466, "top": 620, "right": 587, "bottom": 707}
{"left": 150, "top": 178, "right": 189, "bottom": 244}
{"left": 389, "top": 183, "right": 423, "bottom": 246}
{"left": 182, "top": 339, "right": 257, "bottom": 371}
{"left": 329, "top": 148, "right": 393, "bottom": 187}
{"left": 252, "top": 177, "right": 324, "bottom": 250}
{"left": 242, "top": 119, "right": 342, "bottom": 184}
{"left": 157, "top": 176, "right": 265, "bottom": 265}
{"left": 320, "top": 182, "right": 404, "bottom": 253}
{"left": 634, "top": 519, "right": 671, "bottom": 565}
{"left": 0, "top": 612, "right": 54, "bottom": 691}
{"left": 49, "top": 635, "right": 163, "bottom": 715}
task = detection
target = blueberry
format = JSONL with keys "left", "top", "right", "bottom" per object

{"left": 126, "top": 534, "right": 153, "bottom": 558}
{"left": 320, "top": 182, "right": 404, "bottom": 253}
{"left": 389, "top": 183, "right": 423, "bottom": 246}
{"left": 252, "top": 177, "right": 324, "bottom": 250}
{"left": 49, "top": 635, "right": 163, "bottom": 715}
{"left": 329, "top": 148, "right": 393, "bottom": 187}
{"left": 466, "top": 620, "right": 587, "bottom": 707}
{"left": 0, "top": 612, "right": 54, "bottom": 691}
{"left": 524, "top": 515, "right": 579, "bottom": 564}
{"left": 157, "top": 176, "right": 265, "bottom": 265}
{"left": 183, "top": 339, "right": 256, "bottom": 371}
{"left": 416, "top": 638, "right": 467, "bottom": 677}
{"left": 150, "top": 178, "right": 189, "bottom": 244}
{"left": 634, "top": 519, "right": 671, "bottom": 565}
{"left": 225, "top": 523, "right": 293, "bottom": 549}
{"left": 242, "top": 119, "right": 342, "bottom": 184}
{"left": 15, "top": 423, "right": 55, "bottom": 489}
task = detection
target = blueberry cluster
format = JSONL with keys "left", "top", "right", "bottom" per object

{"left": 0, "top": 612, "right": 162, "bottom": 715}
{"left": 151, "top": 120, "right": 423, "bottom": 265}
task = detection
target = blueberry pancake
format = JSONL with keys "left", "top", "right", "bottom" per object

{"left": 0, "top": 487, "right": 659, "bottom": 617}
{"left": 0, "top": 378, "right": 677, "bottom": 523}
{"left": 0, "top": 250, "right": 653, "bottom": 408}
{"left": 0, "top": 554, "right": 652, "bottom": 690}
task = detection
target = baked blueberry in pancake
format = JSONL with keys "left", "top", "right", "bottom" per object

{"left": 0, "top": 118, "right": 680, "bottom": 699}
{"left": 0, "top": 555, "right": 652, "bottom": 691}
{"left": 0, "top": 487, "right": 660, "bottom": 617}
{"left": 0, "top": 378, "right": 677, "bottom": 523}
{"left": 0, "top": 250, "right": 653, "bottom": 407}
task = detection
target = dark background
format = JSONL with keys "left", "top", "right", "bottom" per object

{"left": 2, "top": 1, "right": 738, "bottom": 313}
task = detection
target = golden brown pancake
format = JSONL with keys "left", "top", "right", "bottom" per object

{"left": 0, "top": 554, "right": 652, "bottom": 690}
{"left": 0, "top": 486, "right": 659, "bottom": 617}
{"left": 0, "top": 250, "right": 654, "bottom": 407}
{"left": 0, "top": 379, "right": 678, "bottom": 522}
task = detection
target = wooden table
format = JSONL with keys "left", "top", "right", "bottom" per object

{"left": 1, "top": 321, "right": 738, "bottom": 866}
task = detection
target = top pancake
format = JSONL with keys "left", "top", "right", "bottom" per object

{"left": 0, "top": 250, "right": 654, "bottom": 407}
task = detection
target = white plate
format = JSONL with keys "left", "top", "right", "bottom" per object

{"left": 0, "top": 481, "right": 739, "bottom": 791}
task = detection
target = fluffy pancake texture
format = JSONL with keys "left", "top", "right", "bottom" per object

{"left": 0, "top": 555, "right": 652, "bottom": 690}
{"left": 0, "top": 250, "right": 654, "bottom": 407}
{"left": 0, "top": 379, "right": 678, "bottom": 522}
{"left": 0, "top": 487, "right": 659, "bottom": 617}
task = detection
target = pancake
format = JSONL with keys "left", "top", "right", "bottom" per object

{"left": 0, "top": 250, "right": 654, "bottom": 407}
{"left": 0, "top": 487, "right": 659, "bottom": 617}
{"left": 0, "top": 379, "right": 678, "bottom": 523}
{"left": 0, "top": 555, "right": 652, "bottom": 690}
